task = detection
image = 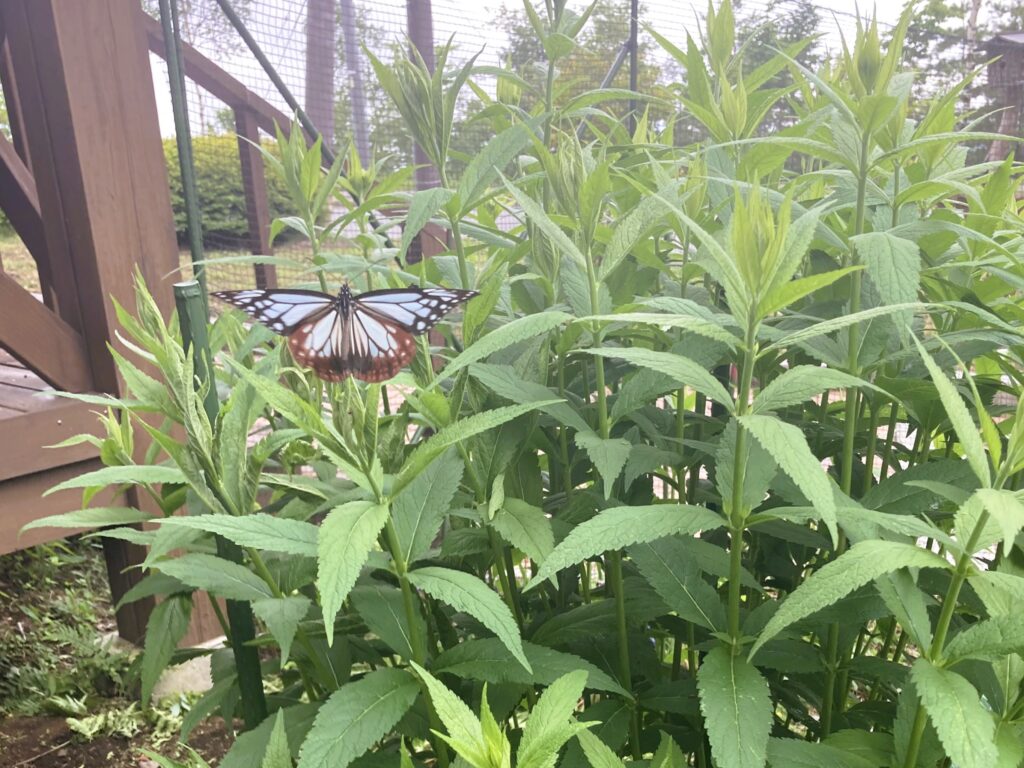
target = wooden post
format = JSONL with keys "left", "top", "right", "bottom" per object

{"left": 235, "top": 107, "right": 277, "bottom": 288}
{"left": 0, "top": 0, "right": 183, "bottom": 642}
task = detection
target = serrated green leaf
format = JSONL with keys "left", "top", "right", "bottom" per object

{"left": 350, "top": 581, "right": 427, "bottom": 661}
{"left": 575, "top": 432, "right": 632, "bottom": 499}
{"left": 318, "top": 501, "right": 390, "bottom": 638}
{"left": 297, "top": 668, "right": 420, "bottom": 768}
{"left": 911, "top": 658, "right": 997, "bottom": 768}
{"left": 491, "top": 498, "right": 554, "bottom": 563}
{"left": 253, "top": 595, "right": 311, "bottom": 666}
{"left": 974, "top": 488, "right": 1024, "bottom": 550}
{"left": 517, "top": 670, "right": 589, "bottom": 768}
{"left": 912, "top": 336, "right": 990, "bottom": 486}
{"left": 697, "top": 646, "right": 772, "bottom": 768}
{"left": 159, "top": 514, "right": 318, "bottom": 556}
{"left": 157, "top": 553, "right": 273, "bottom": 602}
{"left": 394, "top": 402, "right": 561, "bottom": 498}
{"left": 391, "top": 449, "right": 464, "bottom": 564}
{"left": 527, "top": 504, "right": 722, "bottom": 589}
{"left": 20, "top": 507, "right": 156, "bottom": 532}
{"left": 765, "top": 303, "right": 924, "bottom": 354}
{"left": 262, "top": 710, "right": 291, "bottom": 768}
{"left": 576, "top": 728, "right": 627, "bottom": 768}
{"left": 750, "top": 541, "right": 948, "bottom": 658}
{"left": 44, "top": 464, "right": 186, "bottom": 496}
{"left": 457, "top": 120, "right": 538, "bottom": 213}
{"left": 470, "top": 363, "right": 590, "bottom": 433}
{"left": 875, "top": 570, "right": 933, "bottom": 650}
{"left": 221, "top": 703, "right": 320, "bottom": 768}
{"left": 400, "top": 187, "right": 454, "bottom": 261}
{"left": 409, "top": 661, "right": 487, "bottom": 765}
{"left": 752, "top": 366, "right": 886, "bottom": 414}
{"left": 766, "top": 738, "right": 875, "bottom": 768}
{"left": 738, "top": 414, "right": 837, "bottom": 545}
{"left": 587, "top": 347, "right": 734, "bottom": 411}
{"left": 409, "top": 566, "right": 530, "bottom": 672}
{"left": 944, "top": 613, "right": 1024, "bottom": 665}
{"left": 759, "top": 266, "right": 863, "bottom": 318}
{"left": 141, "top": 594, "right": 192, "bottom": 705}
{"left": 436, "top": 312, "right": 572, "bottom": 385}
{"left": 630, "top": 537, "right": 726, "bottom": 632}
{"left": 853, "top": 231, "right": 920, "bottom": 307}
{"left": 432, "top": 637, "right": 628, "bottom": 697}
{"left": 502, "top": 177, "right": 586, "bottom": 267}
{"left": 577, "top": 313, "right": 738, "bottom": 347}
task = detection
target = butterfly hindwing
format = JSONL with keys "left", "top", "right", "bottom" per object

{"left": 214, "top": 284, "right": 477, "bottom": 382}
{"left": 211, "top": 290, "right": 333, "bottom": 334}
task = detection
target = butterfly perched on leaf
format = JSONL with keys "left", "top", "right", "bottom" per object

{"left": 212, "top": 284, "right": 477, "bottom": 382}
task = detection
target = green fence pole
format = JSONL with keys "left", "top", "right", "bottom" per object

{"left": 159, "top": 0, "right": 207, "bottom": 296}
{"left": 174, "top": 280, "right": 267, "bottom": 730}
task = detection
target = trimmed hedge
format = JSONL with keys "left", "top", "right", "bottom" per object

{"left": 164, "top": 134, "right": 293, "bottom": 247}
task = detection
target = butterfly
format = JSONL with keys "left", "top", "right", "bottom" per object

{"left": 212, "top": 284, "right": 478, "bottom": 382}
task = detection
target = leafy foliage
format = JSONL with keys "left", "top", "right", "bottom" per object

{"left": 33, "top": 3, "right": 1024, "bottom": 767}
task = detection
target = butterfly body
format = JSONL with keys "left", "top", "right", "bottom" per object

{"left": 213, "top": 284, "right": 477, "bottom": 382}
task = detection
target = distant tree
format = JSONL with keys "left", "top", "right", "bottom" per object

{"left": 734, "top": 0, "right": 825, "bottom": 134}
{"left": 496, "top": 0, "right": 666, "bottom": 124}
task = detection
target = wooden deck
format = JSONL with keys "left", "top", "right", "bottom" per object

{"left": 0, "top": 350, "right": 111, "bottom": 554}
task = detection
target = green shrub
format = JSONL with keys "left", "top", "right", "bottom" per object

{"left": 164, "top": 134, "right": 293, "bottom": 247}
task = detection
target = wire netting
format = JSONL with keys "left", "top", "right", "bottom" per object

{"left": 142, "top": 0, "right": 1012, "bottom": 293}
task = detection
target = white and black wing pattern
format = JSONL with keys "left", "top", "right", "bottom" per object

{"left": 213, "top": 284, "right": 477, "bottom": 382}
{"left": 354, "top": 287, "right": 478, "bottom": 334}
{"left": 211, "top": 289, "right": 334, "bottom": 334}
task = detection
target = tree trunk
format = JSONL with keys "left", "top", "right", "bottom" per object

{"left": 305, "top": 0, "right": 335, "bottom": 147}
{"left": 339, "top": 0, "right": 370, "bottom": 165}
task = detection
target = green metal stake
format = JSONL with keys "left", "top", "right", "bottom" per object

{"left": 174, "top": 280, "right": 267, "bottom": 729}
{"left": 159, "top": 0, "right": 207, "bottom": 296}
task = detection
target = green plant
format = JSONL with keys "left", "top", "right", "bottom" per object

{"left": 28, "top": 2, "right": 1024, "bottom": 767}
{"left": 164, "top": 134, "right": 294, "bottom": 246}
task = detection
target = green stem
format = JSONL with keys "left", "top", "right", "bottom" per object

{"left": 902, "top": 509, "right": 992, "bottom": 768}
{"left": 727, "top": 322, "right": 757, "bottom": 650}
{"left": 609, "top": 550, "right": 641, "bottom": 759}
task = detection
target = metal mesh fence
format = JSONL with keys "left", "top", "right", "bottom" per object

{"left": 141, "top": 0, "right": 1006, "bottom": 293}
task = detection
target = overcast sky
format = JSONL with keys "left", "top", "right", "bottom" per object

{"left": 152, "top": 0, "right": 907, "bottom": 136}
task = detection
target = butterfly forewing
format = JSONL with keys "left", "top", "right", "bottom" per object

{"left": 211, "top": 290, "right": 333, "bottom": 334}
{"left": 355, "top": 287, "right": 478, "bottom": 333}
{"left": 213, "top": 285, "right": 477, "bottom": 382}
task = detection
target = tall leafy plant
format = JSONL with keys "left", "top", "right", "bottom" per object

{"left": 28, "top": 2, "right": 1024, "bottom": 767}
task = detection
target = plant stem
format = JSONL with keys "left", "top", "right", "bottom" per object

{"left": 609, "top": 550, "right": 641, "bottom": 759}
{"left": 727, "top": 321, "right": 757, "bottom": 650}
{"left": 902, "top": 509, "right": 991, "bottom": 768}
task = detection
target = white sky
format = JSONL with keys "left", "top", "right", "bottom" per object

{"left": 152, "top": 0, "right": 907, "bottom": 136}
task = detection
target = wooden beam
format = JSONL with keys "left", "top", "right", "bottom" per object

{"left": 235, "top": 107, "right": 277, "bottom": 288}
{"left": 0, "top": 132, "right": 56, "bottom": 307}
{"left": 0, "top": 272, "right": 93, "bottom": 392}
{"left": 141, "top": 12, "right": 296, "bottom": 140}
{"left": 0, "top": 33, "right": 32, "bottom": 170}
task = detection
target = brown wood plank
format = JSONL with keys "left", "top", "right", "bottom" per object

{"left": 235, "top": 107, "right": 277, "bottom": 288}
{"left": 0, "top": 458, "right": 113, "bottom": 554}
{"left": 0, "top": 398, "right": 102, "bottom": 482}
{"left": 0, "top": 361, "right": 47, "bottom": 391}
{"left": 0, "top": 270, "right": 93, "bottom": 391}
{"left": 0, "top": 382, "right": 57, "bottom": 412}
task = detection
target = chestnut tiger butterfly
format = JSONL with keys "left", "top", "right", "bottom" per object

{"left": 212, "top": 284, "right": 478, "bottom": 382}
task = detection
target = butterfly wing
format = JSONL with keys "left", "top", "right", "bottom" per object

{"left": 287, "top": 305, "right": 416, "bottom": 382}
{"left": 212, "top": 289, "right": 334, "bottom": 334}
{"left": 354, "top": 287, "right": 478, "bottom": 334}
